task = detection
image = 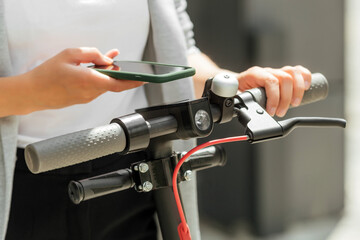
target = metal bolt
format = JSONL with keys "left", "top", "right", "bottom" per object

{"left": 256, "top": 109, "right": 264, "bottom": 114}
{"left": 195, "top": 110, "right": 211, "bottom": 131}
{"left": 143, "top": 181, "right": 153, "bottom": 192}
{"left": 225, "top": 99, "right": 233, "bottom": 107}
{"left": 133, "top": 165, "right": 139, "bottom": 171}
{"left": 138, "top": 185, "right": 143, "bottom": 190}
{"left": 184, "top": 170, "right": 192, "bottom": 181}
{"left": 139, "top": 163, "right": 149, "bottom": 173}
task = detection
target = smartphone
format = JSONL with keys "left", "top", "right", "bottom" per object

{"left": 89, "top": 60, "right": 195, "bottom": 83}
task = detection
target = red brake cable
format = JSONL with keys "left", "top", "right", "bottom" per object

{"left": 172, "top": 135, "right": 249, "bottom": 240}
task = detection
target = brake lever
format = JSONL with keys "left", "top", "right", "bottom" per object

{"left": 278, "top": 117, "right": 346, "bottom": 137}
{"left": 235, "top": 91, "right": 347, "bottom": 143}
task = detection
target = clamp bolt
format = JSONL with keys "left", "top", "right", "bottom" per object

{"left": 143, "top": 181, "right": 153, "bottom": 192}
{"left": 139, "top": 163, "right": 149, "bottom": 173}
{"left": 195, "top": 110, "right": 211, "bottom": 131}
{"left": 225, "top": 99, "right": 233, "bottom": 107}
{"left": 184, "top": 170, "right": 192, "bottom": 181}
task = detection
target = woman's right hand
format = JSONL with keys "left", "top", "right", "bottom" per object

{"left": 0, "top": 47, "right": 144, "bottom": 117}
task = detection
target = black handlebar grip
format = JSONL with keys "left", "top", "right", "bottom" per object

{"left": 245, "top": 73, "right": 329, "bottom": 109}
{"left": 187, "top": 145, "right": 227, "bottom": 171}
{"left": 25, "top": 123, "right": 127, "bottom": 174}
{"left": 68, "top": 169, "right": 134, "bottom": 204}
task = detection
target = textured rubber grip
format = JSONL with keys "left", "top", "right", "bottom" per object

{"left": 25, "top": 123, "right": 126, "bottom": 174}
{"left": 300, "top": 73, "right": 328, "bottom": 105}
{"left": 246, "top": 73, "right": 329, "bottom": 109}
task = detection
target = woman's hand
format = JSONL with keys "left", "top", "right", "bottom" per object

{"left": 236, "top": 65, "right": 312, "bottom": 117}
{"left": 188, "top": 52, "right": 311, "bottom": 117}
{"left": 26, "top": 47, "right": 144, "bottom": 110}
{"left": 0, "top": 47, "right": 144, "bottom": 116}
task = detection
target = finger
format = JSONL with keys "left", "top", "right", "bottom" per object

{"left": 276, "top": 73, "right": 293, "bottom": 117}
{"left": 266, "top": 69, "right": 293, "bottom": 117}
{"left": 262, "top": 73, "right": 280, "bottom": 116}
{"left": 83, "top": 67, "right": 144, "bottom": 92}
{"left": 106, "top": 79, "right": 145, "bottom": 92}
{"left": 281, "top": 66, "right": 305, "bottom": 107}
{"left": 296, "top": 65, "right": 312, "bottom": 90}
{"left": 64, "top": 47, "right": 113, "bottom": 65}
{"left": 105, "top": 49, "right": 120, "bottom": 59}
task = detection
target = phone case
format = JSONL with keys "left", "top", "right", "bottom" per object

{"left": 92, "top": 61, "right": 196, "bottom": 83}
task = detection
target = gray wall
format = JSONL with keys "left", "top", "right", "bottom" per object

{"left": 188, "top": 0, "right": 344, "bottom": 236}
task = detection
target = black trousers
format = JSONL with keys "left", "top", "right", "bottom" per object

{"left": 5, "top": 149, "right": 157, "bottom": 240}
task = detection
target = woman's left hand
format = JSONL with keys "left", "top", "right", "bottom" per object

{"left": 235, "top": 65, "right": 312, "bottom": 117}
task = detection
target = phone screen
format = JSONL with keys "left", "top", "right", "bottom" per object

{"left": 93, "top": 61, "right": 188, "bottom": 75}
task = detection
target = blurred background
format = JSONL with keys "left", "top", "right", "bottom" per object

{"left": 186, "top": 0, "right": 360, "bottom": 239}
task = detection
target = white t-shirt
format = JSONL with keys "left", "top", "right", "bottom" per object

{"left": 4, "top": 0, "right": 150, "bottom": 148}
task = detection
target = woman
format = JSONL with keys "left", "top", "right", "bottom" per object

{"left": 0, "top": 0, "right": 311, "bottom": 239}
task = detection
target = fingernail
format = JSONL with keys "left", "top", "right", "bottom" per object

{"left": 104, "top": 56, "right": 113, "bottom": 64}
{"left": 268, "top": 107, "right": 276, "bottom": 116}
{"left": 305, "top": 81, "right": 311, "bottom": 89}
{"left": 292, "top": 98, "right": 301, "bottom": 106}
{"left": 277, "top": 109, "right": 286, "bottom": 117}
